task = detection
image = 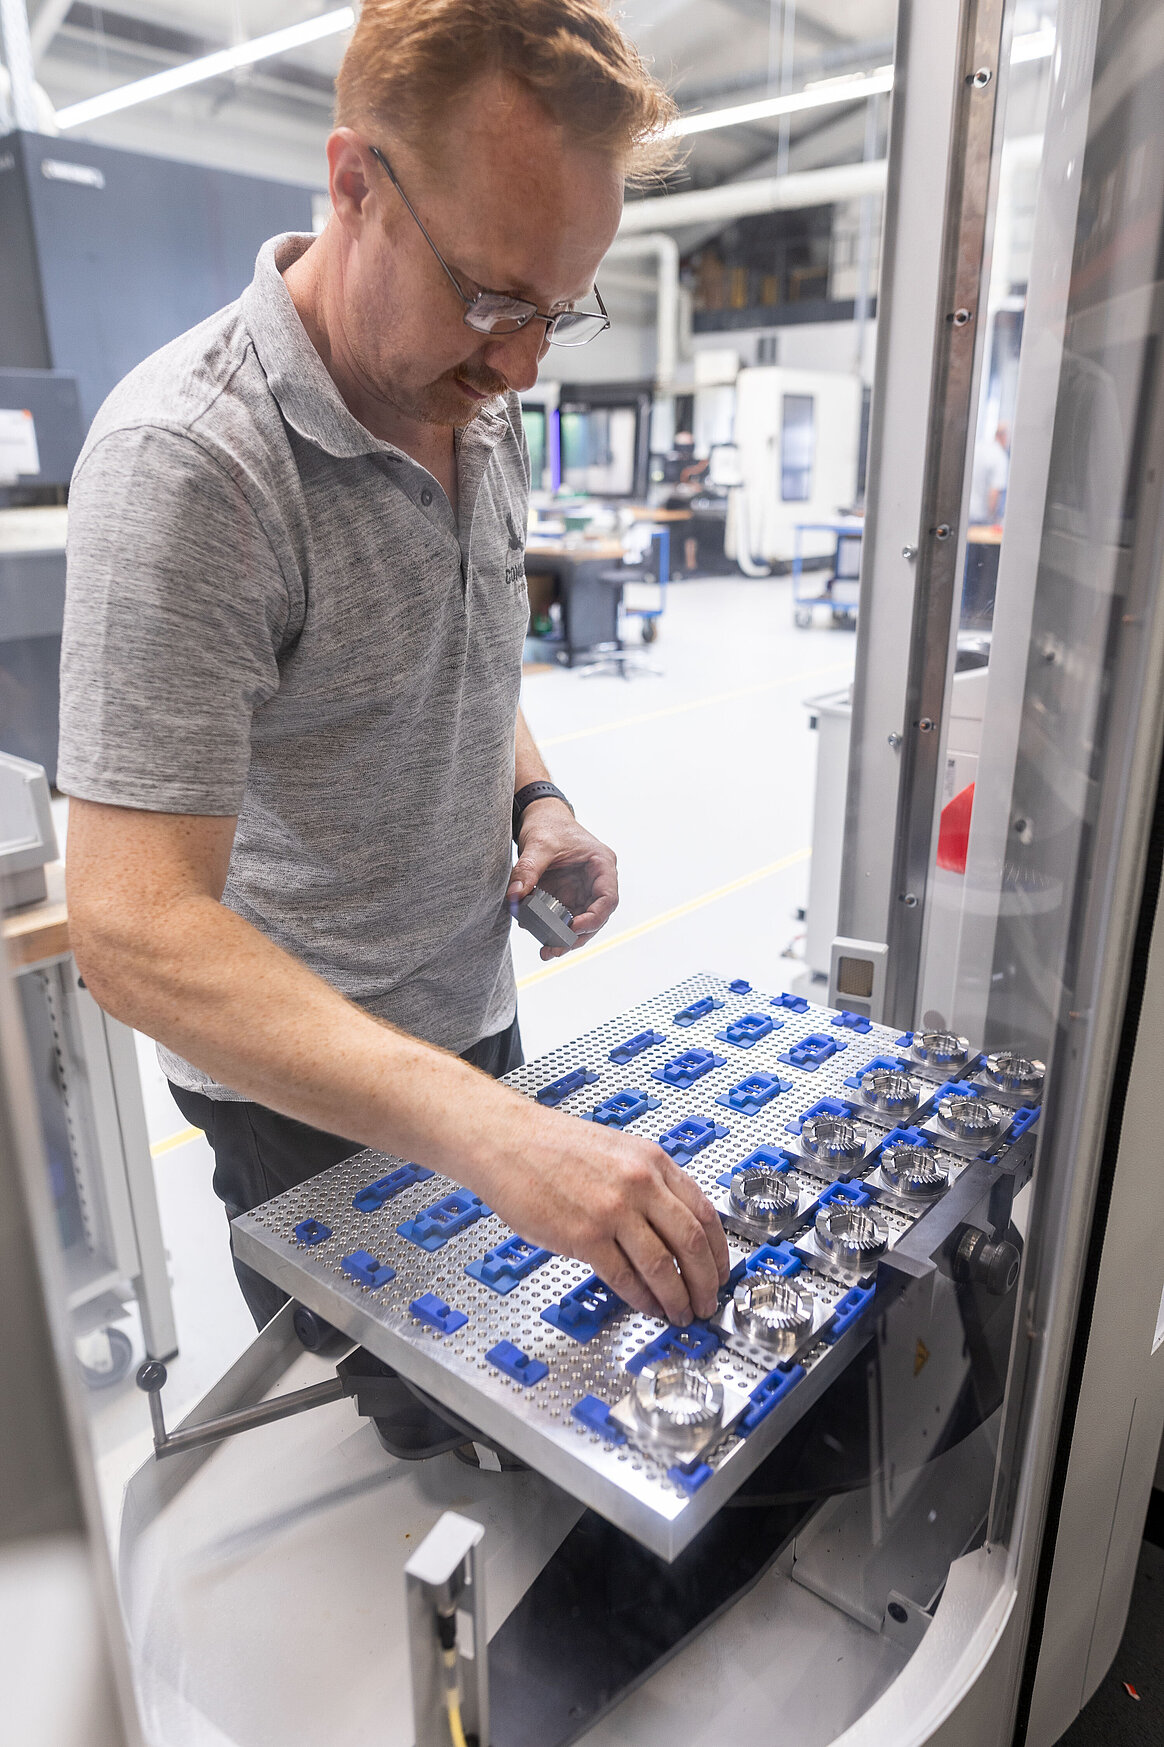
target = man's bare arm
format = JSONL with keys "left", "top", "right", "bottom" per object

{"left": 67, "top": 799, "right": 726, "bottom": 1321}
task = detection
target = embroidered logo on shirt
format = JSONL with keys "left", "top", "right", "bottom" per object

{"left": 505, "top": 512, "right": 525, "bottom": 585}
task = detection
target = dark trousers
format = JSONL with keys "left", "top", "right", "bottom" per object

{"left": 169, "top": 1015, "right": 523, "bottom": 1330}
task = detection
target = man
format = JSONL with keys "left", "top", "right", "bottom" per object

{"left": 59, "top": 0, "right": 728, "bottom": 1330}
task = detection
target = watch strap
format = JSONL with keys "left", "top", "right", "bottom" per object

{"left": 513, "top": 781, "right": 573, "bottom": 840}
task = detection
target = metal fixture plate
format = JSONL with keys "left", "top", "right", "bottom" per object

{"left": 234, "top": 973, "right": 1031, "bottom": 1561}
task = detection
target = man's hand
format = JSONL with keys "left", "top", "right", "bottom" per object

{"left": 507, "top": 798, "right": 618, "bottom": 960}
{"left": 477, "top": 1098, "right": 731, "bottom": 1324}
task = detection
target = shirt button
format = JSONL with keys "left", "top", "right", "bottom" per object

{"left": 420, "top": 488, "right": 433, "bottom": 506}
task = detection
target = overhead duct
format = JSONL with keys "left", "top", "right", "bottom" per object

{"left": 617, "top": 159, "right": 888, "bottom": 235}
{"left": 604, "top": 232, "right": 680, "bottom": 394}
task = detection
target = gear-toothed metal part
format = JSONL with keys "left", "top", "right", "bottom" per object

{"left": 911, "top": 1030, "right": 970, "bottom": 1071}
{"left": 983, "top": 1051, "right": 1045, "bottom": 1098}
{"left": 814, "top": 1204, "right": 889, "bottom": 1275}
{"left": 800, "top": 1115, "right": 865, "bottom": 1164}
{"left": 632, "top": 1359, "right": 724, "bottom": 1449}
{"left": 732, "top": 1276, "right": 815, "bottom": 1356}
{"left": 859, "top": 1069, "right": 920, "bottom": 1116}
{"left": 515, "top": 886, "right": 578, "bottom": 950}
{"left": 729, "top": 1166, "right": 798, "bottom": 1233}
{"left": 937, "top": 1094, "right": 1003, "bottom": 1141}
{"left": 879, "top": 1145, "right": 948, "bottom": 1197}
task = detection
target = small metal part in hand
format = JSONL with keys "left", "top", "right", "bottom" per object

{"left": 513, "top": 886, "right": 578, "bottom": 950}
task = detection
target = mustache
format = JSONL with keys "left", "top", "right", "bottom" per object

{"left": 454, "top": 366, "right": 510, "bottom": 397}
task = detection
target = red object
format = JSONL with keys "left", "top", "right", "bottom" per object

{"left": 1124, "top": 1683, "right": 1141, "bottom": 1701}
{"left": 937, "top": 781, "right": 976, "bottom": 875}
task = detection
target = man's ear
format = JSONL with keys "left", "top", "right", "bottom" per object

{"left": 327, "top": 128, "right": 375, "bottom": 238}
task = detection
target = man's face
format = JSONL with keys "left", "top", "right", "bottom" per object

{"left": 328, "top": 75, "right": 624, "bottom": 428}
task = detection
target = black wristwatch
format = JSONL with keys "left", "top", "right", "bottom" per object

{"left": 513, "top": 781, "right": 573, "bottom": 841}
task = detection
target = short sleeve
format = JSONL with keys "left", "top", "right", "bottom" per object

{"left": 58, "top": 424, "right": 292, "bottom": 814}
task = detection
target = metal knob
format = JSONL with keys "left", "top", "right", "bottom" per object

{"left": 911, "top": 1030, "right": 970, "bottom": 1070}
{"left": 983, "top": 1051, "right": 1045, "bottom": 1098}
{"left": 800, "top": 1116, "right": 865, "bottom": 1165}
{"left": 733, "top": 1276, "right": 814, "bottom": 1356}
{"left": 632, "top": 1360, "right": 723, "bottom": 1448}
{"left": 729, "top": 1166, "right": 798, "bottom": 1233}
{"left": 879, "top": 1145, "right": 948, "bottom": 1197}
{"left": 938, "top": 1095, "right": 1003, "bottom": 1141}
{"left": 815, "top": 1204, "right": 888, "bottom": 1275}
{"left": 860, "top": 1069, "right": 920, "bottom": 1116}
{"left": 954, "top": 1227, "right": 1021, "bottom": 1296}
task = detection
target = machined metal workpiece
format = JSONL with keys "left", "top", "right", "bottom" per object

{"left": 799, "top": 1114, "right": 868, "bottom": 1168}
{"left": 937, "top": 1095, "right": 1004, "bottom": 1143}
{"left": 910, "top": 1030, "right": 972, "bottom": 1076}
{"left": 732, "top": 1276, "right": 815, "bottom": 1357}
{"left": 878, "top": 1145, "right": 949, "bottom": 1199}
{"left": 859, "top": 1068, "right": 922, "bottom": 1119}
{"left": 814, "top": 1204, "right": 889, "bottom": 1278}
{"left": 515, "top": 886, "right": 578, "bottom": 951}
{"left": 981, "top": 1051, "right": 1045, "bottom": 1100}
{"left": 728, "top": 1165, "right": 799, "bottom": 1236}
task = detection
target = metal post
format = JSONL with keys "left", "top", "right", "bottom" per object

{"left": 0, "top": 0, "right": 39, "bottom": 131}
{"left": 406, "top": 1513, "right": 489, "bottom": 1747}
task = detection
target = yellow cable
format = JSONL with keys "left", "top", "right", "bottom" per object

{"left": 442, "top": 1646, "right": 469, "bottom": 1747}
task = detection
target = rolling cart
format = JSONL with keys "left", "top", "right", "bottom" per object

{"left": 792, "top": 520, "right": 863, "bottom": 628}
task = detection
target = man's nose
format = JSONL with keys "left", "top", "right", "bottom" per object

{"left": 484, "top": 320, "right": 550, "bottom": 392}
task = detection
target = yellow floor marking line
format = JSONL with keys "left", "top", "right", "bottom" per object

{"left": 534, "top": 663, "right": 851, "bottom": 751}
{"left": 150, "top": 1123, "right": 201, "bottom": 1158}
{"left": 517, "top": 847, "right": 811, "bottom": 991}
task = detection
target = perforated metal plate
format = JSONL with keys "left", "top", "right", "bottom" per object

{"left": 234, "top": 972, "right": 1023, "bottom": 1561}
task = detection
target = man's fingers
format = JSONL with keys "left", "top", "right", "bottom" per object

{"left": 642, "top": 1178, "right": 723, "bottom": 1321}
{"left": 662, "top": 1159, "right": 731, "bottom": 1281}
{"left": 589, "top": 1239, "right": 667, "bottom": 1321}
{"left": 619, "top": 1216, "right": 697, "bottom": 1326}
{"left": 506, "top": 851, "right": 551, "bottom": 900}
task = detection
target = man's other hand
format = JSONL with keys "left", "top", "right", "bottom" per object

{"left": 507, "top": 798, "right": 618, "bottom": 959}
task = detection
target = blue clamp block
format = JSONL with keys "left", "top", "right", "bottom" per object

{"left": 409, "top": 1292, "right": 468, "bottom": 1336}
{"left": 572, "top": 1394, "right": 627, "bottom": 1442}
{"left": 626, "top": 1321, "right": 720, "bottom": 1375}
{"left": 352, "top": 1162, "right": 435, "bottom": 1212}
{"left": 785, "top": 1096, "right": 855, "bottom": 1136}
{"left": 581, "top": 1088, "right": 662, "bottom": 1129}
{"left": 779, "top": 1032, "right": 847, "bottom": 1071}
{"left": 397, "top": 1190, "right": 491, "bottom": 1252}
{"left": 745, "top": 1241, "right": 803, "bottom": 1281}
{"left": 930, "top": 1077, "right": 982, "bottom": 1103}
{"left": 340, "top": 1249, "right": 396, "bottom": 1289}
{"left": 872, "top": 1125, "right": 933, "bottom": 1158}
{"left": 537, "top": 1066, "right": 600, "bottom": 1108}
{"left": 673, "top": 995, "right": 725, "bottom": 1027}
{"left": 771, "top": 992, "right": 809, "bottom": 1013}
{"left": 466, "top": 1235, "right": 553, "bottom": 1294}
{"left": 831, "top": 1009, "right": 873, "bottom": 1033}
{"left": 1007, "top": 1105, "right": 1041, "bottom": 1143}
{"left": 658, "top": 1115, "right": 729, "bottom": 1166}
{"left": 652, "top": 1048, "right": 727, "bottom": 1089}
{"left": 668, "top": 1461, "right": 713, "bottom": 1494}
{"left": 293, "top": 1218, "right": 331, "bottom": 1247}
{"left": 728, "top": 978, "right": 753, "bottom": 995}
{"left": 740, "top": 1363, "right": 806, "bottom": 1435}
{"left": 609, "top": 1029, "right": 667, "bottom": 1066}
{"left": 542, "top": 1275, "right": 625, "bottom": 1343}
{"left": 826, "top": 1282, "right": 877, "bottom": 1342}
{"left": 895, "top": 1031, "right": 915, "bottom": 1048}
{"left": 817, "top": 1179, "right": 875, "bottom": 1212}
{"left": 843, "top": 1055, "right": 911, "bottom": 1091}
{"left": 716, "top": 1012, "right": 779, "bottom": 1049}
{"left": 717, "top": 1144, "right": 798, "bottom": 1188}
{"left": 716, "top": 1072, "right": 790, "bottom": 1116}
{"left": 486, "top": 1340, "right": 549, "bottom": 1386}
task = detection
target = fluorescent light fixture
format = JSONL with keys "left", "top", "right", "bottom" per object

{"left": 662, "top": 68, "right": 894, "bottom": 140}
{"left": 54, "top": 5, "right": 354, "bottom": 130}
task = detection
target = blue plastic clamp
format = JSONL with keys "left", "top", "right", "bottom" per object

{"left": 397, "top": 1190, "right": 491, "bottom": 1252}
{"left": 572, "top": 1394, "right": 627, "bottom": 1442}
{"left": 668, "top": 1461, "right": 713, "bottom": 1494}
{"left": 486, "top": 1340, "right": 549, "bottom": 1386}
{"left": 293, "top": 1218, "right": 331, "bottom": 1247}
{"left": 826, "top": 1282, "right": 877, "bottom": 1342}
{"left": 929, "top": 1077, "right": 983, "bottom": 1103}
{"left": 779, "top": 1032, "right": 846, "bottom": 1071}
{"left": 771, "top": 992, "right": 810, "bottom": 1013}
{"left": 340, "top": 1249, "right": 396, "bottom": 1289}
{"left": 658, "top": 1116, "right": 730, "bottom": 1166}
{"left": 739, "top": 1363, "right": 806, "bottom": 1435}
{"left": 409, "top": 1292, "right": 468, "bottom": 1336}
{"left": 673, "top": 995, "right": 725, "bottom": 1027}
{"left": 717, "top": 1144, "right": 798, "bottom": 1187}
{"left": 652, "top": 1048, "right": 727, "bottom": 1089}
{"left": 626, "top": 1321, "right": 720, "bottom": 1375}
{"left": 831, "top": 1009, "right": 873, "bottom": 1033}
{"left": 716, "top": 1072, "right": 790, "bottom": 1116}
{"left": 542, "top": 1275, "right": 626, "bottom": 1342}
{"left": 716, "top": 1012, "right": 779, "bottom": 1049}
{"left": 581, "top": 1088, "right": 663, "bottom": 1129}
{"left": 745, "top": 1242, "right": 803, "bottom": 1281}
{"left": 537, "top": 1066, "right": 600, "bottom": 1108}
{"left": 465, "top": 1235, "right": 553, "bottom": 1294}
{"left": 728, "top": 978, "right": 753, "bottom": 995}
{"left": 817, "top": 1179, "right": 875, "bottom": 1212}
{"left": 873, "top": 1125, "right": 933, "bottom": 1158}
{"left": 609, "top": 1029, "right": 667, "bottom": 1066}
{"left": 352, "top": 1163, "right": 435, "bottom": 1212}
{"left": 843, "top": 1055, "right": 911, "bottom": 1091}
{"left": 1007, "top": 1105, "right": 1041, "bottom": 1142}
{"left": 784, "top": 1096, "right": 855, "bottom": 1136}
{"left": 895, "top": 1031, "right": 915, "bottom": 1048}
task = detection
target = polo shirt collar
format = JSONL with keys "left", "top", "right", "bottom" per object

{"left": 240, "top": 233, "right": 509, "bottom": 468}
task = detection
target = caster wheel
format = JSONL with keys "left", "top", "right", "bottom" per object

{"left": 795, "top": 609, "right": 812, "bottom": 629}
{"left": 77, "top": 1325, "right": 134, "bottom": 1390}
{"left": 641, "top": 618, "right": 659, "bottom": 644}
{"left": 292, "top": 1302, "right": 348, "bottom": 1355}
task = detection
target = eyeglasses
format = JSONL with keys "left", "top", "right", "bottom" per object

{"left": 368, "top": 144, "right": 611, "bottom": 348}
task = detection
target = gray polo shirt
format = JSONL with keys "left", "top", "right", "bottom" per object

{"left": 59, "top": 233, "right": 530, "bottom": 1099}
